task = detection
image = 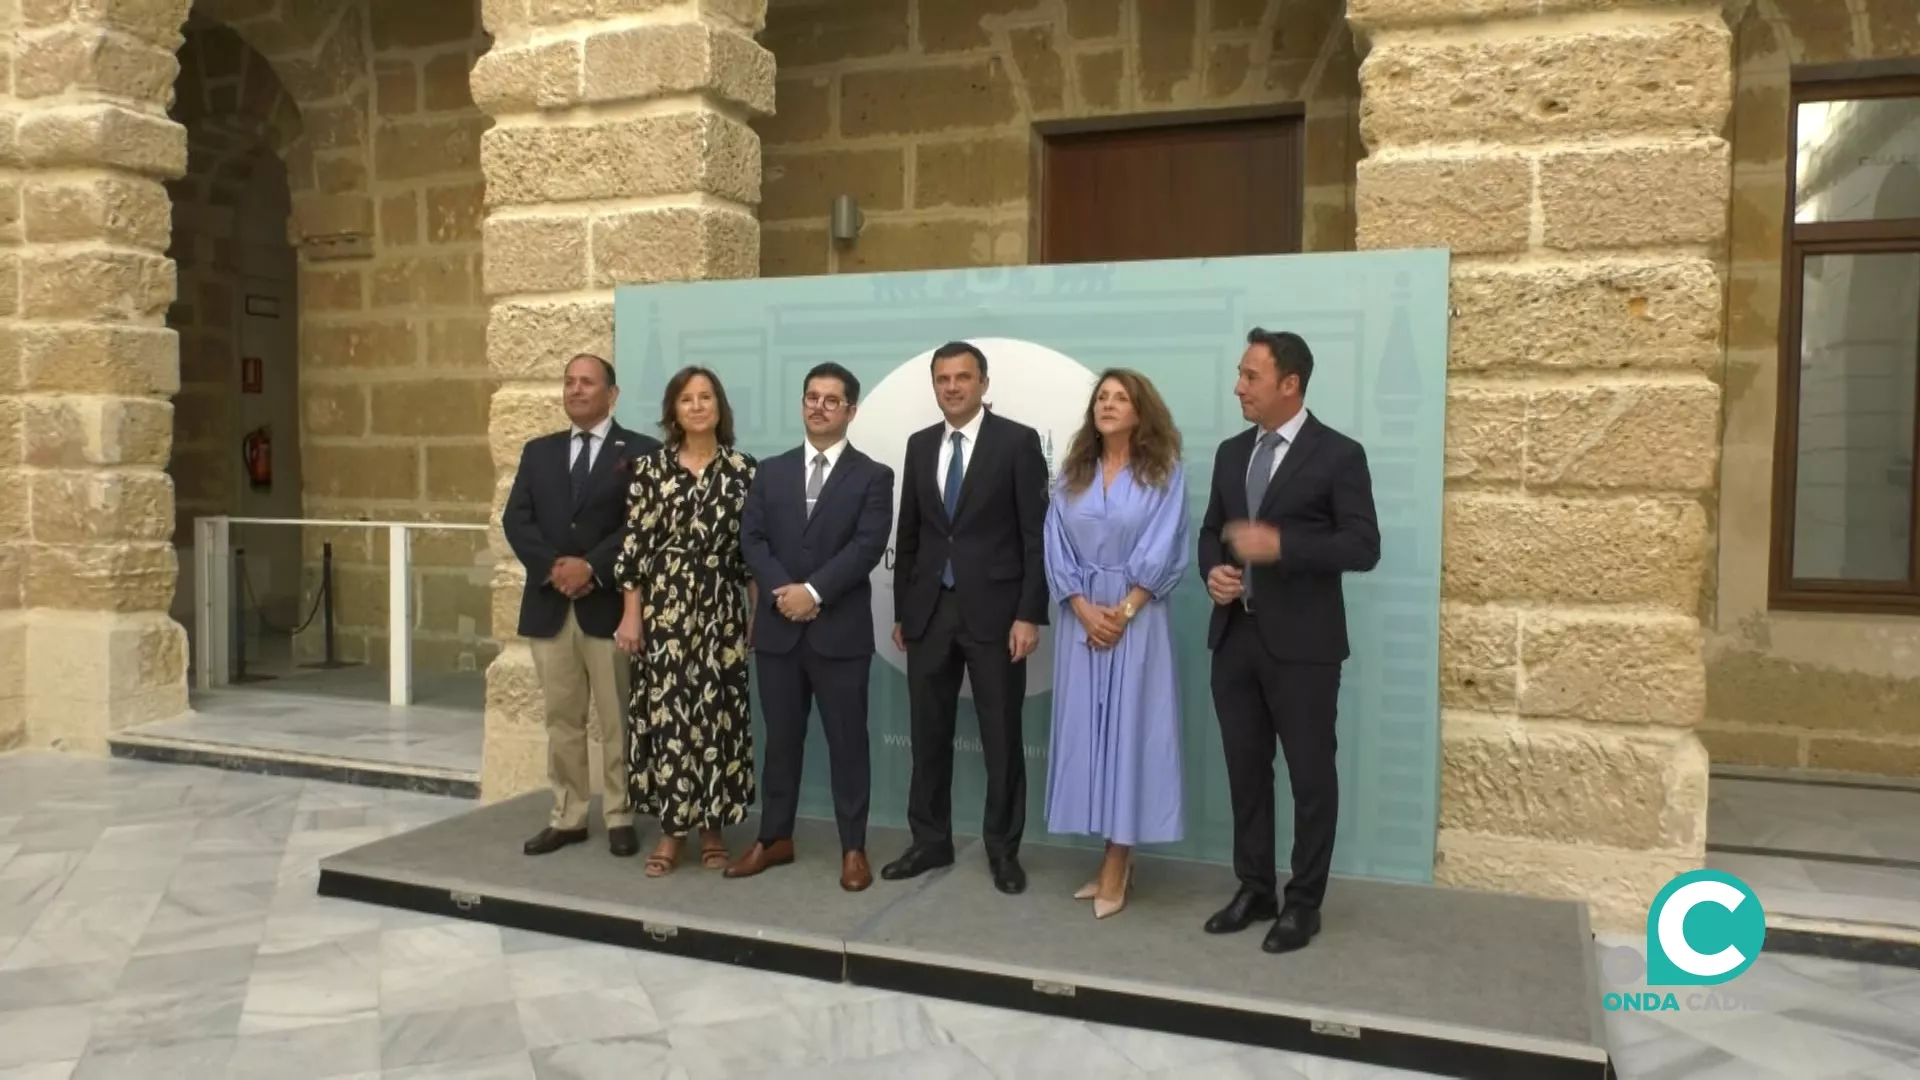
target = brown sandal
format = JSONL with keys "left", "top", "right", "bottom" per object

{"left": 699, "top": 830, "right": 729, "bottom": 870}
{"left": 645, "top": 836, "right": 682, "bottom": 878}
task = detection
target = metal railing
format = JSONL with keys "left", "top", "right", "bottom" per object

{"left": 193, "top": 516, "right": 490, "bottom": 706}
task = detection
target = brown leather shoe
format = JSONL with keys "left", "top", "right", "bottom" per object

{"left": 841, "top": 850, "right": 872, "bottom": 892}
{"left": 722, "top": 838, "right": 795, "bottom": 878}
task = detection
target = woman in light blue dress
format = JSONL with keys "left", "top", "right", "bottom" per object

{"left": 1042, "top": 368, "right": 1189, "bottom": 920}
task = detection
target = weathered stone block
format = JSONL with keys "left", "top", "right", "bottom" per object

{"left": 915, "top": 138, "right": 1031, "bottom": 209}
{"left": 428, "top": 317, "right": 488, "bottom": 370}
{"left": 381, "top": 193, "right": 420, "bottom": 246}
{"left": 471, "top": 40, "right": 580, "bottom": 115}
{"left": 481, "top": 112, "right": 760, "bottom": 208}
{"left": 1076, "top": 50, "right": 1123, "bottom": 112}
{"left": 1359, "top": 17, "right": 1731, "bottom": 147}
{"left": 15, "top": 323, "right": 179, "bottom": 395}
{"left": 841, "top": 61, "right": 1019, "bottom": 137}
{"left": 303, "top": 444, "right": 420, "bottom": 501}
{"left": 1696, "top": 725, "right": 1801, "bottom": 770}
{"left": 1521, "top": 611, "right": 1704, "bottom": 726}
{"left": 1441, "top": 714, "right": 1706, "bottom": 850}
{"left": 1433, "top": 830, "right": 1702, "bottom": 933}
{"left": 1540, "top": 140, "right": 1730, "bottom": 251}
{"left": 1525, "top": 381, "right": 1721, "bottom": 493}
{"left": 301, "top": 268, "right": 364, "bottom": 312}
{"left": 373, "top": 116, "right": 487, "bottom": 183}
{"left": 1355, "top": 153, "right": 1530, "bottom": 255}
{"left": 15, "top": 27, "right": 178, "bottom": 102}
{"left": 755, "top": 77, "right": 830, "bottom": 145}
{"left": 760, "top": 227, "right": 828, "bottom": 278}
{"left": 0, "top": 474, "right": 25, "bottom": 543}
{"left": 19, "top": 104, "right": 186, "bottom": 179}
{"left": 292, "top": 194, "right": 375, "bottom": 240}
{"left": 376, "top": 58, "right": 420, "bottom": 117}
{"left": 1348, "top": 0, "right": 1710, "bottom": 29}
{"left": 302, "top": 382, "right": 367, "bottom": 437}
{"left": 486, "top": 299, "right": 613, "bottom": 382}
{"left": 837, "top": 217, "right": 1021, "bottom": 272}
{"left": 24, "top": 541, "right": 176, "bottom": 611}
{"left": 1706, "top": 646, "right": 1920, "bottom": 738}
{"left": 372, "top": 379, "right": 492, "bottom": 438}
{"left": 762, "top": 148, "right": 905, "bottom": 222}
{"left": 23, "top": 175, "right": 171, "bottom": 249}
{"left": 1440, "top": 602, "right": 1519, "bottom": 713}
{"left": 1449, "top": 259, "right": 1723, "bottom": 374}
{"left": 591, "top": 206, "right": 758, "bottom": 287}
{"left": 29, "top": 469, "right": 172, "bottom": 545}
{"left": 1443, "top": 492, "right": 1707, "bottom": 609}
{"left": 489, "top": 385, "right": 563, "bottom": 468}
{"left": 371, "top": 253, "right": 480, "bottom": 309}
{"left": 301, "top": 320, "right": 418, "bottom": 371}
{"left": 427, "top": 182, "right": 485, "bottom": 243}
{"left": 20, "top": 249, "right": 172, "bottom": 321}
{"left": 1137, "top": 0, "right": 1199, "bottom": 105}
{"left": 1443, "top": 386, "right": 1525, "bottom": 487}
{"left": 423, "top": 53, "right": 475, "bottom": 113}
{"left": 582, "top": 22, "right": 775, "bottom": 117}
{"left": 426, "top": 445, "right": 496, "bottom": 502}
{"left": 22, "top": 397, "right": 172, "bottom": 467}
{"left": 483, "top": 213, "right": 588, "bottom": 296}
{"left": 760, "top": 0, "right": 908, "bottom": 69}
{"left": 491, "top": 564, "right": 526, "bottom": 640}
{"left": 23, "top": 611, "right": 187, "bottom": 745}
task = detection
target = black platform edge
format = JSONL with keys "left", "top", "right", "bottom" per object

{"left": 111, "top": 738, "right": 481, "bottom": 800}
{"left": 316, "top": 862, "right": 1613, "bottom": 1080}
{"left": 845, "top": 953, "right": 1611, "bottom": 1080}
{"left": 315, "top": 865, "right": 844, "bottom": 983}
{"left": 1762, "top": 925, "right": 1920, "bottom": 971}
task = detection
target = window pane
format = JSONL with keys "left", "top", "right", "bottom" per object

{"left": 1791, "top": 251, "right": 1918, "bottom": 582}
{"left": 1795, "top": 97, "right": 1920, "bottom": 223}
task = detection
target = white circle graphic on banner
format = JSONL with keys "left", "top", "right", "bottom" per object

{"left": 848, "top": 338, "right": 1098, "bottom": 697}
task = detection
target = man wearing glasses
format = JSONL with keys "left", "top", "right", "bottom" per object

{"left": 727, "top": 362, "right": 896, "bottom": 891}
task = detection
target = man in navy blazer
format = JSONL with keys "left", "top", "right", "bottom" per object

{"left": 502, "top": 353, "right": 661, "bottom": 859}
{"left": 725, "top": 362, "right": 895, "bottom": 892}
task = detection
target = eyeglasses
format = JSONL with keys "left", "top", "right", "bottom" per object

{"left": 803, "top": 394, "right": 847, "bottom": 411}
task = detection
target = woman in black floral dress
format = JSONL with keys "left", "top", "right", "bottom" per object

{"left": 612, "top": 366, "right": 758, "bottom": 877}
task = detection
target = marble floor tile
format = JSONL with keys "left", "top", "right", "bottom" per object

{"left": 6, "top": 750, "right": 1920, "bottom": 1080}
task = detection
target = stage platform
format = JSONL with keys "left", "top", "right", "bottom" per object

{"left": 317, "top": 792, "right": 1614, "bottom": 1080}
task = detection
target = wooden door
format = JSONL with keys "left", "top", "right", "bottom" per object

{"left": 1037, "top": 114, "right": 1304, "bottom": 265}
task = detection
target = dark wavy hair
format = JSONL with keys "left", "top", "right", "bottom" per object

{"left": 659, "top": 365, "right": 736, "bottom": 447}
{"left": 1059, "top": 368, "right": 1181, "bottom": 494}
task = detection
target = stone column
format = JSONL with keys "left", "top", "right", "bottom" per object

{"left": 3, "top": 0, "right": 193, "bottom": 752}
{"left": 1347, "top": 0, "right": 1731, "bottom": 931}
{"left": 471, "top": 0, "right": 773, "bottom": 798}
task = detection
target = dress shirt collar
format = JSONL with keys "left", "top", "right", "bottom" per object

{"left": 1259, "top": 408, "right": 1309, "bottom": 445}
{"left": 571, "top": 415, "right": 614, "bottom": 441}
{"left": 804, "top": 438, "right": 847, "bottom": 468}
{"left": 944, "top": 408, "right": 986, "bottom": 445}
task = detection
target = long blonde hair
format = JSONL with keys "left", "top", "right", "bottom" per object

{"left": 1059, "top": 369, "right": 1181, "bottom": 494}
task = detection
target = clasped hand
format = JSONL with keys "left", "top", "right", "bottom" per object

{"left": 548, "top": 557, "right": 593, "bottom": 599}
{"left": 1073, "top": 598, "right": 1128, "bottom": 650}
{"left": 771, "top": 584, "right": 820, "bottom": 622}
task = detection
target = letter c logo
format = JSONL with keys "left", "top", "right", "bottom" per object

{"left": 1645, "top": 870, "right": 1766, "bottom": 987}
{"left": 1657, "top": 879, "right": 1747, "bottom": 978}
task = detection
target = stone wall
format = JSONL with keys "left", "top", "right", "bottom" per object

{"left": 1350, "top": 0, "right": 1729, "bottom": 930}
{"left": 472, "top": 0, "right": 773, "bottom": 797}
{"left": 754, "top": 0, "right": 1361, "bottom": 276}
{"left": 1, "top": 0, "right": 195, "bottom": 752}
{"left": 193, "top": 0, "right": 498, "bottom": 676}
{"left": 1705, "top": 0, "right": 1920, "bottom": 777}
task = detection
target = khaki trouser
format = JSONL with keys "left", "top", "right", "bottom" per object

{"left": 528, "top": 606, "right": 634, "bottom": 831}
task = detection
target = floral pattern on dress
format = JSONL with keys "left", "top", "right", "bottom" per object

{"left": 612, "top": 444, "right": 758, "bottom": 836}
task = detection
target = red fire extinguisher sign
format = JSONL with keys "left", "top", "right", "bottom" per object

{"left": 241, "top": 356, "right": 262, "bottom": 394}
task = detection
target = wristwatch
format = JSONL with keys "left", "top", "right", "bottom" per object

{"left": 1121, "top": 600, "right": 1137, "bottom": 621}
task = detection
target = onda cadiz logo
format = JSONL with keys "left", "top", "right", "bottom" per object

{"left": 1602, "top": 869, "right": 1768, "bottom": 1014}
{"left": 847, "top": 338, "right": 1097, "bottom": 697}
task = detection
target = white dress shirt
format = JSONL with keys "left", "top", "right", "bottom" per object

{"left": 936, "top": 409, "right": 985, "bottom": 493}
{"left": 569, "top": 414, "right": 614, "bottom": 470}
{"left": 1249, "top": 407, "right": 1310, "bottom": 483}
{"left": 800, "top": 438, "right": 849, "bottom": 606}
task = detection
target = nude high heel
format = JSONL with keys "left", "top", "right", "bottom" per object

{"left": 1094, "top": 859, "right": 1133, "bottom": 920}
{"left": 1074, "top": 878, "right": 1100, "bottom": 900}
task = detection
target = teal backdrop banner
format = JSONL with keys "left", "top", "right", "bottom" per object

{"left": 612, "top": 249, "right": 1450, "bottom": 885}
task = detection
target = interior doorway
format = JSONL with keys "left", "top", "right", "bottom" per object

{"left": 1036, "top": 112, "right": 1305, "bottom": 265}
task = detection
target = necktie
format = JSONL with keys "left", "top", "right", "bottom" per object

{"left": 570, "top": 431, "right": 593, "bottom": 506}
{"left": 1243, "top": 430, "right": 1284, "bottom": 604}
{"left": 941, "top": 430, "right": 964, "bottom": 587}
{"left": 806, "top": 452, "right": 827, "bottom": 517}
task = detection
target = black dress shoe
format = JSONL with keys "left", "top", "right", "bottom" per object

{"left": 989, "top": 855, "right": 1026, "bottom": 895}
{"left": 523, "top": 827, "right": 588, "bottom": 856}
{"left": 1203, "top": 886, "right": 1279, "bottom": 934}
{"left": 1262, "top": 905, "right": 1321, "bottom": 953}
{"left": 608, "top": 825, "right": 638, "bottom": 857}
{"left": 880, "top": 844, "right": 955, "bottom": 881}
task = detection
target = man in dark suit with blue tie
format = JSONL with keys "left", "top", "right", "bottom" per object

{"left": 1199, "top": 328, "right": 1380, "bottom": 954}
{"left": 502, "top": 353, "right": 661, "bottom": 858}
{"left": 725, "top": 362, "right": 895, "bottom": 892}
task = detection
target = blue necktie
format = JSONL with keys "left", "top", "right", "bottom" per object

{"left": 941, "top": 431, "right": 964, "bottom": 587}
{"left": 1243, "top": 431, "right": 1283, "bottom": 604}
{"left": 570, "top": 432, "right": 593, "bottom": 507}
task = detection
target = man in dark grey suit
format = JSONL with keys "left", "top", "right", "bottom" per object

{"left": 502, "top": 354, "right": 660, "bottom": 858}
{"left": 726, "top": 362, "right": 895, "bottom": 892}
